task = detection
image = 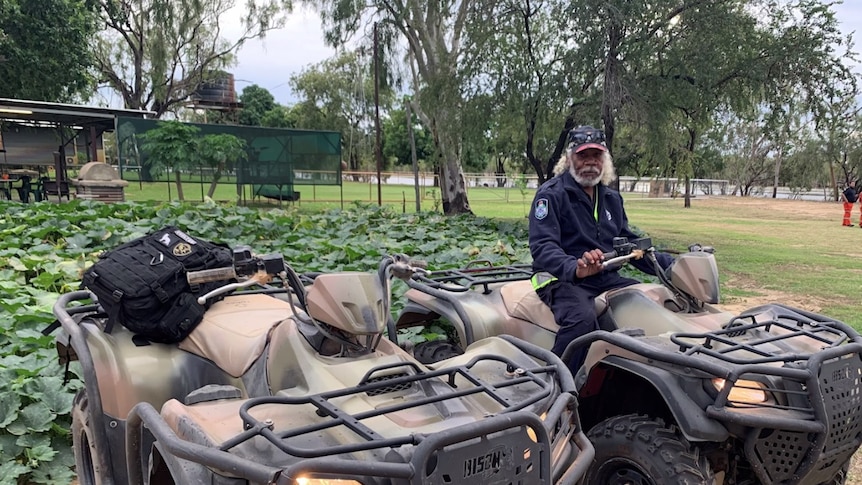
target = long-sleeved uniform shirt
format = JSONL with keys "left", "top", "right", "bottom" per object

{"left": 528, "top": 173, "right": 673, "bottom": 283}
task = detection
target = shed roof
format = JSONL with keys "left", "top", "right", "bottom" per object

{"left": 0, "top": 98, "right": 154, "bottom": 130}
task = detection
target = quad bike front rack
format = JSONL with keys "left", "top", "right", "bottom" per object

{"left": 127, "top": 335, "right": 594, "bottom": 485}
{"left": 570, "top": 303, "right": 862, "bottom": 484}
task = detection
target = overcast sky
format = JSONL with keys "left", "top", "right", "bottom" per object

{"left": 224, "top": 2, "right": 862, "bottom": 106}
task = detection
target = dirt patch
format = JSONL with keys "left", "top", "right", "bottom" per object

{"left": 717, "top": 276, "right": 832, "bottom": 315}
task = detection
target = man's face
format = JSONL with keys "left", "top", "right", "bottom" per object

{"left": 570, "top": 148, "right": 605, "bottom": 187}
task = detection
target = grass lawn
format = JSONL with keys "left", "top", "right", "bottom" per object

{"left": 121, "top": 178, "right": 540, "bottom": 216}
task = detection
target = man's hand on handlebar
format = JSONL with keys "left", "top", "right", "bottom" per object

{"left": 575, "top": 249, "right": 606, "bottom": 279}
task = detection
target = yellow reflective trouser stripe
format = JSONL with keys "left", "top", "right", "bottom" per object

{"left": 531, "top": 272, "right": 558, "bottom": 291}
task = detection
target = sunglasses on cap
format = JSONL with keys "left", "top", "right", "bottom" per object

{"left": 567, "top": 126, "right": 607, "bottom": 153}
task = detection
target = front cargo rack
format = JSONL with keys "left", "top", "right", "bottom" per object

{"left": 127, "top": 336, "right": 588, "bottom": 484}
{"left": 228, "top": 352, "right": 556, "bottom": 457}
{"left": 571, "top": 303, "right": 862, "bottom": 485}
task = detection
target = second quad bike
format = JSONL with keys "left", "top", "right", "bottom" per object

{"left": 51, "top": 248, "right": 594, "bottom": 485}
{"left": 394, "top": 238, "right": 862, "bottom": 484}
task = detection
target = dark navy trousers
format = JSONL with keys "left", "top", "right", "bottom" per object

{"left": 536, "top": 272, "right": 638, "bottom": 373}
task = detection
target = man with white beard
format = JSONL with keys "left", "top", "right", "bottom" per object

{"left": 528, "top": 126, "right": 675, "bottom": 373}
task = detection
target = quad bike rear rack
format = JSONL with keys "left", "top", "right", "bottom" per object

{"left": 396, "top": 263, "right": 533, "bottom": 345}
{"left": 409, "top": 262, "right": 533, "bottom": 294}
{"left": 126, "top": 334, "right": 594, "bottom": 485}
{"left": 571, "top": 303, "right": 862, "bottom": 484}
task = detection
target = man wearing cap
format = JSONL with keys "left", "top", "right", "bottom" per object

{"left": 528, "top": 125, "right": 675, "bottom": 373}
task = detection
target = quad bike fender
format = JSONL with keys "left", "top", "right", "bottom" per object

{"left": 580, "top": 355, "right": 730, "bottom": 443}
{"left": 75, "top": 320, "right": 242, "bottom": 421}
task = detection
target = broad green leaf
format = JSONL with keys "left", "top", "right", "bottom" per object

{"left": 0, "top": 393, "right": 21, "bottom": 428}
{"left": 17, "top": 402, "right": 55, "bottom": 433}
{"left": 0, "top": 461, "right": 29, "bottom": 485}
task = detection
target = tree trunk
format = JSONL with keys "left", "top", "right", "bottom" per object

{"left": 495, "top": 156, "right": 507, "bottom": 188}
{"left": 174, "top": 170, "right": 185, "bottom": 201}
{"left": 684, "top": 128, "right": 696, "bottom": 208}
{"left": 426, "top": 103, "right": 471, "bottom": 215}
{"left": 207, "top": 162, "right": 224, "bottom": 198}
{"left": 771, "top": 144, "right": 783, "bottom": 198}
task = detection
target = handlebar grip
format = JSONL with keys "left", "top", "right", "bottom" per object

{"left": 602, "top": 251, "right": 617, "bottom": 261}
{"left": 187, "top": 267, "right": 237, "bottom": 285}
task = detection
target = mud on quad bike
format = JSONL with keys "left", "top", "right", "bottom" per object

{"left": 394, "top": 238, "right": 862, "bottom": 484}
{"left": 50, "top": 249, "right": 594, "bottom": 485}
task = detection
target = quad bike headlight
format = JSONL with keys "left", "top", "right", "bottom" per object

{"left": 295, "top": 477, "right": 362, "bottom": 485}
{"left": 711, "top": 378, "right": 768, "bottom": 404}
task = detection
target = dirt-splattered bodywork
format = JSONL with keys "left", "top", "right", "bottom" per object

{"left": 394, "top": 244, "right": 862, "bottom": 484}
{"left": 54, "top": 256, "right": 594, "bottom": 485}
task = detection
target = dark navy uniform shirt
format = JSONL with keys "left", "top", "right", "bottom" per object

{"left": 528, "top": 172, "right": 673, "bottom": 283}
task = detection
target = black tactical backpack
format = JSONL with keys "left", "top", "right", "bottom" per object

{"left": 82, "top": 226, "right": 234, "bottom": 343}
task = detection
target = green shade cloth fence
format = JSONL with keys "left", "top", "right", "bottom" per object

{"left": 115, "top": 117, "right": 342, "bottom": 200}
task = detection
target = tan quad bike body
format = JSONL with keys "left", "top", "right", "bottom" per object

{"left": 394, "top": 238, "right": 862, "bottom": 484}
{"left": 52, "top": 252, "right": 594, "bottom": 485}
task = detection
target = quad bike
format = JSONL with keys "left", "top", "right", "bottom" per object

{"left": 394, "top": 238, "right": 862, "bottom": 484}
{"left": 50, "top": 249, "right": 594, "bottom": 485}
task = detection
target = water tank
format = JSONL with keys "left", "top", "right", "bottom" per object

{"left": 193, "top": 72, "right": 237, "bottom": 104}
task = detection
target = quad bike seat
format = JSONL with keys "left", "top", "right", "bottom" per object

{"left": 499, "top": 280, "right": 609, "bottom": 332}
{"left": 179, "top": 294, "right": 292, "bottom": 377}
{"left": 500, "top": 281, "right": 682, "bottom": 334}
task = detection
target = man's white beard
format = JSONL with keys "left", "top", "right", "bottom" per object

{"left": 571, "top": 165, "right": 602, "bottom": 187}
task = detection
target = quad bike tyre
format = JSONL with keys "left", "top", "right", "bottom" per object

{"left": 585, "top": 414, "right": 715, "bottom": 485}
{"left": 413, "top": 339, "right": 463, "bottom": 364}
{"left": 71, "top": 390, "right": 106, "bottom": 485}
{"left": 822, "top": 463, "right": 849, "bottom": 485}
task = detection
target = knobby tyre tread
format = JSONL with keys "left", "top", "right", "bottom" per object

{"left": 71, "top": 390, "right": 107, "bottom": 485}
{"left": 585, "top": 413, "right": 715, "bottom": 485}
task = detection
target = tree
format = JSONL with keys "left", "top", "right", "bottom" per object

{"left": 94, "top": 0, "right": 292, "bottom": 117}
{"left": 565, "top": 0, "right": 854, "bottom": 206}
{"left": 259, "top": 105, "right": 297, "bottom": 128}
{"left": 289, "top": 50, "right": 383, "bottom": 173}
{"left": 382, "top": 102, "right": 435, "bottom": 169}
{"left": 140, "top": 120, "right": 201, "bottom": 201}
{"left": 198, "top": 133, "right": 247, "bottom": 197}
{"left": 0, "top": 0, "right": 99, "bottom": 101}
{"left": 237, "top": 84, "right": 277, "bottom": 126}
{"left": 307, "top": 0, "right": 498, "bottom": 215}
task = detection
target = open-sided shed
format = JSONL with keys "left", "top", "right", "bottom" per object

{"left": 0, "top": 98, "right": 153, "bottom": 182}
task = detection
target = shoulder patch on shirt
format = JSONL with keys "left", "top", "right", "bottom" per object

{"left": 535, "top": 198, "right": 549, "bottom": 220}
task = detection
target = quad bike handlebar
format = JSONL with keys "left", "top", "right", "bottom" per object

{"left": 189, "top": 249, "right": 288, "bottom": 305}
{"left": 601, "top": 236, "right": 653, "bottom": 269}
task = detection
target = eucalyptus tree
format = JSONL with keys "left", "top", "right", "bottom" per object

{"left": 468, "top": 0, "right": 600, "bottom": 184}
{"left": 808, "top": 77, "right": 861, "bottom": 199}
{"left": 710, "top": 116, "right": 776, "bottom": 196}
{"left": 306, "top": 0, "right": 498, "bottom": 215}
{"left": 0, "top": 0, "right": 100, "bottom": 102}
{"left": 288, "top": 50, "right": 382, "bottom": 173}
{"left": 94, "top": 0, "right": 292, "bottom": 118}
{"left": 571, "top": 0, "right": 855, "bottom": 206}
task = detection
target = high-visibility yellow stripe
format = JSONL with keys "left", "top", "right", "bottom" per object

{"left": 531, "top": 272, "right": 558, "bottom": 290}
